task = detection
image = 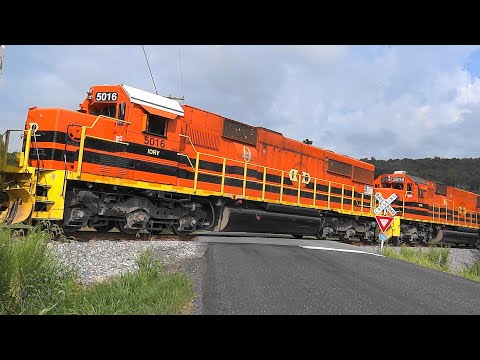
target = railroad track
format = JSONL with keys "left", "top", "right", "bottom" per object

{"left": 63, "top": 231, "right": 195, "bottom": 242}
{"left": 344, "top": 239, "right": 478, "bottom": 249}
{"left": 44, "top": 228, "right": 479, "bottom": 248}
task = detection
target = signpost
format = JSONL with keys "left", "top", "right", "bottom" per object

{"left": 374, "top": 192, "right": 398, "bottom": 249}
{"left": 379, "top": 233, "right": 388, "bottom": 252}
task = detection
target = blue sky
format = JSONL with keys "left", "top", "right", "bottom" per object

{"left": 1, "top": 45, "right": 480, "bottom": 160}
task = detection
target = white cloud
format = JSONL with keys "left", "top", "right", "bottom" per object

{"left": 2, "top": 45, "right": 480, "bottom": 160}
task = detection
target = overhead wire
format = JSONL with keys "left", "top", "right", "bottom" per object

{"left": 141, "top": 45, "right": 158, "bottom": 95}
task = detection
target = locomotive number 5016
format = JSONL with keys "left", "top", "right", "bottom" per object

{"left": 144, "top": 136, "right": 165, "bottom": 148}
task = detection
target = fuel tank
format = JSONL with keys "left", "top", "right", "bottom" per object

{"left": 213, "top": 206, "right": 322, "bottom": 236}
{"left": 440, "top": 229, "right": 479, "bottom": 247}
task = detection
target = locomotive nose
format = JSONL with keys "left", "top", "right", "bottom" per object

{"left": 0, "top": 189, "right": 34, "bottom": 225}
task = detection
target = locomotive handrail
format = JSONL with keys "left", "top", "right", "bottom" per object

{"left": 445, "top": 198, "right": 455, "bottom": 225}
{"left": 88, "top": 115, "right": 131, "bottom": 129}
{"left": 4, "top": 116, "right": 130, "bottom": 176}
{"left": 178, "top": 133, "right": 373, "bottom": 215}
{"left": 177, "top": 134, "right": 199, "bottom": 171}
{"left": 179, "top": 134, "right": 199, "bottom": 154}
{"left": 181, "top": 134, "right": 365, "bottom": 197}
{"left": 76, "top": 119, "right": 130, "bottom": 178}
{"left": 189, "top": 154, "right": 370, "bottom": 214}
{"left": 0, "top": 129, "right": 32, "bottom": 171}
{"left": 432, "top": 203, "right": 442, "bottom": 223}
{"left": 431, "top": 200, "right": 480, "bottom": 228}
{"left": 22, "top": 129, "right": 32, "bottom": 171}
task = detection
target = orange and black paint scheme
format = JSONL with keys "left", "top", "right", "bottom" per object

{"left": 0, "top": 84, "right": 378, "bottom": 239}
{"left": 0, "top": 84, "right": 478, "bottom": 245}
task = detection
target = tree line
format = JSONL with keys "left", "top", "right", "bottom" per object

{"left": 362, "top": 157, "right": 480, "bottom": 194}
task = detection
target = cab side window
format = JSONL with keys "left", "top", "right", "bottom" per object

{"left": 146, "top": 114, "right": 168, "bottom": 137}
{"left": 407, "top": 183, "right": 412, "bottom": 192}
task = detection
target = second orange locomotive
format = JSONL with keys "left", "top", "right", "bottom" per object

{"left": 374, "top": 171, "right": 480, "bottom": 244}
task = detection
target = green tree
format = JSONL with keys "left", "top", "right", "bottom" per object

{"left": 360, "top": 157, "right": 480, "bottom": 194}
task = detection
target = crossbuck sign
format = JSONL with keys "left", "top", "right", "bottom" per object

{"left": 374, "top": 193, "right": 397, "bottom": 216}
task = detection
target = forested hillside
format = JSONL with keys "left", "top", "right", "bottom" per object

{"left": 362, "top": 157, "right": 480, "bottom": 194}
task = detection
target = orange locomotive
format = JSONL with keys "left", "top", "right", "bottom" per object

{"left": 374, "top": 171, "right": 480, "bottom": 244}
{"left": 0, "top": 84, "right": 377, "bottom": 239}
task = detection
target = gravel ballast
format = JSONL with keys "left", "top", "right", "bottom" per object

{"left": 50, "top": 240, "right": 206, "bottom": 285}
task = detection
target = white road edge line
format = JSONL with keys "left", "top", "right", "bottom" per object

{"left": 301, "top": 245, "right": 384, "bottom": 257}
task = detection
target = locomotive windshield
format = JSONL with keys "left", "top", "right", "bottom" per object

{"left": 90, "top": 104, "right": 117, "bottom": 118}
{"left": 380, "top": 175, "right": 408, "bottom": 190}
{"left": 88, "top": 101, "right": 126, "bottom": 123}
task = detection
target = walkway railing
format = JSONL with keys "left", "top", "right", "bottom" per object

{"left": 179, "top": 134, "right": 374, "bottom": 215}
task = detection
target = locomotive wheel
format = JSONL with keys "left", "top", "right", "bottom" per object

{"left": 390, "top": 236, "right": 400, "bottom": 246}
{"left": 171, "top": 224, "right": 192, "bottom": 236}
{"left": 116, "top": 221, "right": 140, "bottom": 235}
{"left": 429, "top": 228, "right": 444, "bottom": 244}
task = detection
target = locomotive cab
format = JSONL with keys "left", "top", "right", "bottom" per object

{"left": 374, "top": 171, "right": 435, "bottom": 210}
{"left": 0, "top": 84, "right": 187, "bottom": 229}
{"left": 374, "top": 171, "right": 446, "bottom": 244}
{"left": 79, "top": 86, "right": 127, "bottom": 121}
{"left": 375, "top": 172, "right": 412, "bottom": 203}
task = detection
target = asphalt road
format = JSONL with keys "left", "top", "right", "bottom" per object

{"left": 199, "top": 238, "right": 480, "bottom": 314}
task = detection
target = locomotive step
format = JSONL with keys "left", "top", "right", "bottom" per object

{"left": 36, "top": 184, "right": 51, "bottom": 189}
{"left": 34, "top": 199, "right": 55, "bottom": 204}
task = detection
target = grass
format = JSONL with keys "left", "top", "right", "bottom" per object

{"left": 381, "top": 244, "right": 480, "bottom": 282}
{"left": 0, "top": 226, "right": 194, "bottom": 315}
{"left": 458, "top": 259, "right": 480, "bottom": 282}
{"left": 381, "top": 245, "right": 450, "bottom": 272}
{"left": 0, "top": 226, "right": 77, "bottom": 314}
{"left": 50, "top": 251, "right": 194, "bottom": 315}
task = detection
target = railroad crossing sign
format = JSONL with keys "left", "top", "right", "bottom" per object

{"left": 374, "top": 193, "right": 397, "bottom": 216}
{"left": 375, "top": 215, "right": 394, "bottom": 232}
